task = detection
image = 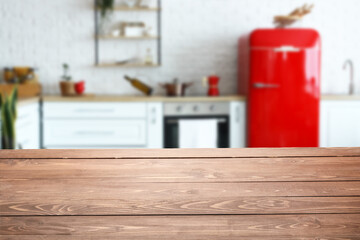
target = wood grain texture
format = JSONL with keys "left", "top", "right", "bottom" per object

{"left": 1, "top": 215, "right": 360, "bottom": 238}
{"left": 1, "top": 147, "right": 360, "bottom": 159}
{"left": 1, "top": 148, "right": 360, "bottom": 239}
{"left": 2, "top": 237, "right": 360, "bottom": 240}
{"left": 1, "top": 157, "right": 360, "bottom": 181}
{"left": 2, "top": 197, "right": 360, "bottom": 216}
{"left": 2, "top": 180, "right": 360, "bottom": 215}
{"left": 3, "top": 180, "right": 360, "bottom": 198}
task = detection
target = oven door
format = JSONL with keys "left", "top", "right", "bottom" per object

{"left": 164, "top": 115, "right": 229, "bottom": 148}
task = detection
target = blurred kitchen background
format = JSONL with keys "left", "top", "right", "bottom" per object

{"left": 0, "top": 0, "right": 359, "bottom": 150}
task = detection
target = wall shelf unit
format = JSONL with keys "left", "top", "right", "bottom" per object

{"left": 94, "top": 0, "right": 162, "bottom": 67}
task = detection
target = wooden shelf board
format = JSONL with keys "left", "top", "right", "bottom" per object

{"left": 96, "top": 63, "right": 160, "bottom": 68}
{"left": 98, "top": 35, "right": 159, "bottom": 40}
{"left": 112, "top": 7, "right": 160, "bottom": 12}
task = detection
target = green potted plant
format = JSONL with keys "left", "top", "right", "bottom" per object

{"left": 59, "top": 63, "right": 75, "bottom": 96}
{"left": 0, "top": 87, "right": 18, "bottom": 149}
{"left": 97, "top": 0, "right": 114, "bottom": 19}
{"left": 97, "top": 0, "right": 115, "bottom": 35}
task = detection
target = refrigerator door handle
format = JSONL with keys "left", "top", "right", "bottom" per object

{"left": 253, "top": 82, "right": 280, "bottom": 89}
{"left": 273, "top": 46, "right": 300, "bottom": 52}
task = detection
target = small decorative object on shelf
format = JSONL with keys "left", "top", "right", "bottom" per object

{"left": 144, "top": 48, "right": 154, "bottom": 65}
{"left": 274, "top": 3, "right": 314, "bottom": 27}
{"left": 116, "top": 57, "right": 143, "bottom": 65}
{"left": 121, "top": 22, "right": 146, "bottom": 37}
{"left": 143, "top": 26, "right": 152, "bottom": 36}
{"left": 59, "top": 63, "right": 76, "bottom": 96}
{"left": 0, "top": 87, "right": 17, "bottom": 149}
{"left": 75, "top": 81, "right": 86, "bottom": 95}
{"left": 111, "top": 28, "right": 121, "bottom": 37}
{"left": 135, "top": 0, "right": 151, "bottom": 8}
{"left": 124, "top": 75, "right": 153, "bottom": 96}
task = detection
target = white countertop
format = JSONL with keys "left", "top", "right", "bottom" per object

{"left": 42, "top": 94, "right": 360, "bottom": 102}
{"left": 321, "top": 95, "right": 360, "bottom": 101}
{"left": 42, "top": 95, "right": 246, "bottom": 102}
{"left": 19, "top": 95, "right": 360, "bottom": 105}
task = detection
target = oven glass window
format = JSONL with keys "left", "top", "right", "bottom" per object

{"left": 164, "top": 116, "right": 229, "bottom": 148}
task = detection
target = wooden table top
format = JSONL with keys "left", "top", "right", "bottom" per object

{"left": 1, "top": 147, "right": 360, "bottom": 239}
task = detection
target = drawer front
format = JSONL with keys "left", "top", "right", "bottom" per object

{"left": 44, "top": 102, "right": 147, "bottom": 119}
{"left": 44, "top": 120, "right": 146, "bottom": 147}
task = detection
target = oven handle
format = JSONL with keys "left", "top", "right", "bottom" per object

{"left": 166, "top": 118, "right": 227, "bottom": 124}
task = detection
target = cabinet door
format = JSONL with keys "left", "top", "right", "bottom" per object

{"left": 230, "top": 101, "right": 246, "bottom": 148}
{"left": 320, "top": 101, "right": 360, "bottom": 147}
{"left": 147, "top": 102, "right": 163, "bottom": 148}
{"left": 16, "top": 103, "right": 40, "bottom": 149}
{"left": 249, "top": 48, "right": 320, "bottom": 147}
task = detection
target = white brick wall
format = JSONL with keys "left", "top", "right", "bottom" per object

{"left": 1, "top": 0, "right": 359, "bottom": 95}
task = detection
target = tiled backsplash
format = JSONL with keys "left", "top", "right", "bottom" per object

{"left": 1, "top": 0, "right": 359, "bottom": 95}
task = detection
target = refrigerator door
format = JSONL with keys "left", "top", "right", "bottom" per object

{"left": 248, "top": 29, "right": 321, "bottom": 147}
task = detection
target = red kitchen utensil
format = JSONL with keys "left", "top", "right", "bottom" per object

{"left": 75, "top": 81, "right": 85, "bottom": 95}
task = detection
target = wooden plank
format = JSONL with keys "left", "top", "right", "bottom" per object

{"left": 2, "top": 197, "right": 360, "bottom": 216}
{"left": 1, "top": 157, "right": 359, "bottom": 181}
{"left": 1, "top": 147, "right": 360, "bottom": 159}
{"left": 3, "top": 180, "right": 360, "bottom": 199}
{"left": 3, "top": 237, "right": 359, "bottom": 240}
{"left": 4, "top": 236, "right": 360, "bottom": 240}
{"left": 1, "top": 215, "right": 360, "bottom": 237}
{"left": 2, "top": 181, "right": 360, "bottom": 215}
{"left": 2, "top": 148, "right": 360, "bottom": 239}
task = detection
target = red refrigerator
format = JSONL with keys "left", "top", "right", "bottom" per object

{"left": 248, "top": 29, "right": 321, "bottom": 147}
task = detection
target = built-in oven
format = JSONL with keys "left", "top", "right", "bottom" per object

{"left": 164, "top": 102, "right": 230, "bottom": 148}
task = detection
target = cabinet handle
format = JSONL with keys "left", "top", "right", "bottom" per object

{"left": 166, "top": 118, "right": 227, "bottom": 124}
{"left": 236, "top": 105, "right": 240, "bottom": 123}
{"left": 253, "top": 82, "right": 280, "bottom": 89}
{"left": 75, "top": 131, "right": 115, "bottom": 136}
{"left": 273, "top": 46, "right": 300, "bottom": 52}
{"left": 75, "top": 109, "right": 115, "bottom": 113}
{"left": 152, "top": 108, "right": 157, "bottom": 124}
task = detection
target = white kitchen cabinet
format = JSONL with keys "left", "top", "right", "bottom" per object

{"left": 230, "top": 101, "right": 246, "bottom": 148}
{"left": 320, "top": 100, "right": 360, "bottom": 147}
{"left": 147, "top": 102, "right": 163, "bottom": 148}
{"left": 16, "top": 102, "right": 40, "bottom": 149}
{"left": 43, "top": 102, "right": 161, "bottom": 149}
